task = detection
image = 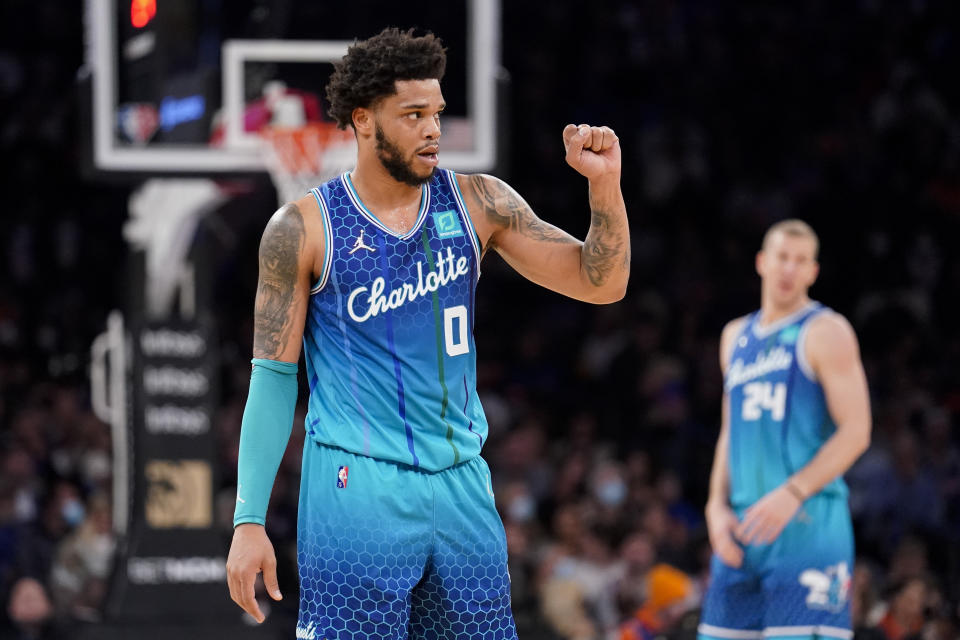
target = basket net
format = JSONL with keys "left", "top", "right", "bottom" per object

{"left": 260, "top": 122, "right": 356, "bottom": 204}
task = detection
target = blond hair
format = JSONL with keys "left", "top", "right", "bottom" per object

{"left": 762, "top": 219, "right": 819, "bottom": 259}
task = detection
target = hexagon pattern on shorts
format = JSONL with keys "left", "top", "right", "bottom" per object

{"left": 296, "top": 443, "right": 517, "bottom": 639}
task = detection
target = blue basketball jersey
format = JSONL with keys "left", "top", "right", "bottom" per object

{"left": 303, "top": 169, "right": 486, "bottom": 472}
{"left": 725, "top": 302, "right": 847, "bottom": 509}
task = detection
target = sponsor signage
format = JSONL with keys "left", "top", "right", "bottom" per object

{"left": 105, "top": 318, "right": 235, "bottom": 621}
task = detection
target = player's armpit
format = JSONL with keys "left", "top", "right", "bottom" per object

{"left": 786, "top": 312, "right": 871, "bottom": 498}
{"left": 719, "top": 316, "right": 749, "bottom": 374}
{"left": 805, "top": 313, "right": 871, "bottom": 453}
{"left": 253, "top": 203, "right": 312, "bottom": 362}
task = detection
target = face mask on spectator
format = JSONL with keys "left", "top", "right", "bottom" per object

{"left": 508, "top": 494, "right": 536, "bottom": 523}
{"left": 61, "top": 498, "right": 85, "bottom": 527}
{"left": 596, "top": 480, "right": 627, "bottom": 507}
{"left": 14, "top": 490, "right": 36, "bottom": 522}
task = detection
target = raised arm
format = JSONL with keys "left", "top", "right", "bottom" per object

{"left": 459, "top": 124, "right": 630, "bottom": 304}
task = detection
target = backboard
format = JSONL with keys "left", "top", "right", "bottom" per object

{"left": 84, "top": 0, "right": 500, "bottom": 176}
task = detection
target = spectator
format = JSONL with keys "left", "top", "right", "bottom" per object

{"left": 48, "top": 493, "right": 114, "bottom": 621}
{"left": 5, "top": 577, "right": 59, "bottom": 640}
{"left": 851, "top": 562, "right": 885, "bottom": 640}
{"left": 878, "top": 577, "right": 928, "bottom": 640}
{"left": 539, "top": 502, "right": 621, "bottom": 639}
{"left": 614, "top": 530, "right": 658, "bottom": 617}
{"left": 618, "top": 563, "right": 699, "bottom": 640}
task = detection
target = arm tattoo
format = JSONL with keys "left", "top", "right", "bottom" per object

{"left": 468, "top": 175, "right": 577, "bottom": 245}
{"left": 253, "top": 204, "right": 305, "bottom": 359}
{"left": 582, "top": 201, "right": 628, "bottom": 287}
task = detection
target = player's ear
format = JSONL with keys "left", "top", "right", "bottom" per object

{"left": 755, "top": 250, "right": 764, "bottom": 277}
{"left": 352, "top": 107, "right": 373, "bottom": 137}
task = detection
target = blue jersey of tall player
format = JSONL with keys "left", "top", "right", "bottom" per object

{"left": 724, "top": 302, "right": 846, "bottom": 509}
{"left": 699, "top": 220, "right": 871, "bottom": 640}
{"left": 225, "top": 29, "right": 631, "bottom": 640}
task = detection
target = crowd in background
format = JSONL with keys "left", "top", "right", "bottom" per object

{"left": 2, "top": 1, "right": 960, "bottom": 639}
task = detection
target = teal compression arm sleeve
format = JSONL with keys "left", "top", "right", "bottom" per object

{"left": 233, "top": 358, "right": 298, "bottom": 527}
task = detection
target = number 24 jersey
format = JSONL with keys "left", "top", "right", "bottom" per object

{"left": 725, "top": 303, "right": 847, "bottom": 508}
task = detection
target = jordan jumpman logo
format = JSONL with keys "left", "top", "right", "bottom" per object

{"left": 348, "top": 229, "right": 376, "bottom": 254}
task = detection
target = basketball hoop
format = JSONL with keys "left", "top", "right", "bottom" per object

{"left": 260, "top": 122, "right": 356, "bottom": 205}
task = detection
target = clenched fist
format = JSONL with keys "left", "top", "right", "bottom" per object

{"left": 563, "top": 124, "right": 621, "bottom": 181}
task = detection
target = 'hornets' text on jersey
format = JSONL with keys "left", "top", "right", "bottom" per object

{"left": 303, "top": 169, "right": 485, "bottom": 471}
{"left": 725, "top": 302, "right": 847, "bottom": 508}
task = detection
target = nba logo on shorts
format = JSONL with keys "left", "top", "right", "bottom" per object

{"left": 337, "top": 466, "right": 349, "bottom": 489}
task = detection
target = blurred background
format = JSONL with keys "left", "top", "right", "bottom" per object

{"left": 1, "top": 1, "right": 959, "bottom": 639}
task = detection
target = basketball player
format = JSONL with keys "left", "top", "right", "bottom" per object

{"left": 225, "top": 28, "right": 629, "bottom": 639}
{"left": 698, "top": 220, "right": 871, "bottom": 640}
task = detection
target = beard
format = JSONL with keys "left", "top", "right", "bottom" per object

{"left": 375, "top": 124, "right": 434, "bottom": 187}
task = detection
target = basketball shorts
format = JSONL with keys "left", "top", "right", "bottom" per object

{"left": 296, "top": 440, "right": 518, "bottom": 640}
{"left": 698, "top": 494, "right": 854, "bottom": 640}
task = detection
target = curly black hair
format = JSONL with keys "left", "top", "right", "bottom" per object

{"left": 326, "top": 27, "right": 447, "bottom": 130}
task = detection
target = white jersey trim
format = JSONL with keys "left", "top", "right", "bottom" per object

{"left": 341, "top": 172, "right": 430, "bottom": 240}
{"left": 795, "top": 312, "right": 821, "bottom": 382}
{"left": 726, "top": 314, "right": 756, "bottom": 374}
{"left": 697, "top": 623, "right": 852, "bottom": 640}
{"left": 444, "top": 169, "right": 482, "bottom": 274}
{"left": 751, "top": 301, "right": 819, "bottom": 339}
{"left": 309, "top": 187, "right": 335, "bottom": 295}
{"left": 697, "top": 623, "right": 763, "bottom": 639}
{"left": 763, "top": 625, "right": 852, "bottom": 639}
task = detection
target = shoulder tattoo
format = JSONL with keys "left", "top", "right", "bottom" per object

{"left": 253, "top": 204, "right": 305, "bottom": 359}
